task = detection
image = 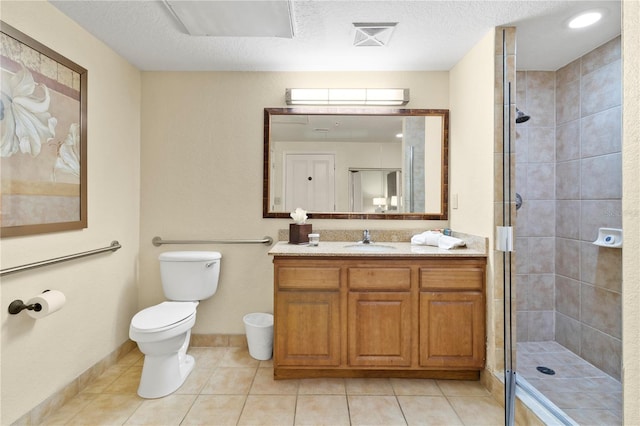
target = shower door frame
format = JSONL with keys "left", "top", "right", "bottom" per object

{"left": 499, "top": 27, "right": 517, "bottom": 426}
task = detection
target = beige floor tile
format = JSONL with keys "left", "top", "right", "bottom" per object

{"left": 80, "top": 364, "right": 129, "bottom": 394}
{"left": 238, "top": 395, "right": 296, "bottom": 426}
{"left": 391, "top": 378, "right": 442, "bottom": 396}
{"left": 181, "top": 395, "right": 246, "bottom": 426}
{"left": 175, "top": 368, "right": 215, "bottom": 395}
{"left": 298, "top": 378, "right": 346, "bottom": 395}
{"left": 104, "top": 366, "right": 143, "bottom": 394}
{"left": 295, "top": 395, "right": 350, "bottom": 426}
{"left": 589, "top": 376, "right": 622, "bottom": 392}
{"left": 249, "top": 367, "right": 298, "bottom": 395}
{"left": 124, "top": 394, "right": 196, "bottom": 425}
{"left": 220, "top": 347, "right": 260, "bottom": 368}
{"left": 563, "top": 408, "right": 622, "bottom": 425}
{"left": 346, "top": 378, "right": 394, "bottom": 395}
{"left": 201, "top": 367, "right": 257, "bottom": 394}
{"left": 435, "top": 380, "right": 491, "bottom": 397}
{"left": 586, "top": 391, "right": 623, "bottom": 412}
{"left": 542, "top": 391, "right": 607, "bottom": 409}
{"left": 447, "top": 396, "right": 504, "bottom": 425}
{"left": 39, "top": 393, "right": 98, "bottom": 426}
{"left": 259, "top": 358, "right": 274, "bottom": 368}
{"left": 65, "top": 393, "right": 143, "bottom": 425}
{"left": 348, "top": 395, "right": 407, "bottom": 426}
{"left": 397, "top": 395, "right": 463, "bottom": 426}
{"left": 188, "top": 347, "right": 229, "bottom": 369}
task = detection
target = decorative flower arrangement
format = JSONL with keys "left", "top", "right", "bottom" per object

{"left": 289, "top": 208, "right": 311, "bottom": 244}
{"left": 290, "top": 207, "right": 308, "bottom": 225}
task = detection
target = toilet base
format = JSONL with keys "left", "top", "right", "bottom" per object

{"left": 137, "top": 351, "right": 195, "bottom": 398}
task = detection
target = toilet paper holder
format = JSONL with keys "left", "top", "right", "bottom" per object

{"left": 7, "top": 289, "right": 49, "bottom": 315}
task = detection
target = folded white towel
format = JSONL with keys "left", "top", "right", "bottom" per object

{"left": 437, "top": 235, "right": 466, "bottom": 249}
{"left": 411, "top": 231, "right": 442, "bottom": 246}
{"left": 411, "top": 231, "right": 466, "bottom": 250}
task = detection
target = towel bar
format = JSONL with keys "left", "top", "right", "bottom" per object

{"left": 152, "top": 236, "right": 273, "bottom": 246}
{"left": 0, "top": 241, "right": 122, "bottom": 276}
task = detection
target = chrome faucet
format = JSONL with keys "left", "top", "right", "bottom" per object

{"left": 362, "top": 229, "right": 371, "bottom": 244}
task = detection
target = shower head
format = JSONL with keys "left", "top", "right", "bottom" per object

{"left": 516, "top": 108, "right": 531, "bottom": 124}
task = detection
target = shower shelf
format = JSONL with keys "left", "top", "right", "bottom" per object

{"left": 593, "top": 228, "right": 623, "bottom": 248}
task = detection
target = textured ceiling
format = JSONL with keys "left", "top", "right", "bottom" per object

{"left": 50, "top": 0, "right": 621, "bottom": 72}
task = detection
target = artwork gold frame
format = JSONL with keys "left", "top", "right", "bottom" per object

{"left": 1, "top": 21, "right": 88, "bottom": 237}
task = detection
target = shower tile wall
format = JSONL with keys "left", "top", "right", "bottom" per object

{"left": 516, "top": 36, "right": 622, "bottom": 380}
{"left": 515, "top": 70, "right": 556, "bottom": 343}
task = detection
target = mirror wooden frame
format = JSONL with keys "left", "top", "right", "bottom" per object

{"left": 263, "top": 107, "right": 448, "bottom": 220}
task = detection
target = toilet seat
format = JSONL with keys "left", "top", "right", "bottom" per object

{"left": 130, "top": 301, "right": 198, "bottom": 334}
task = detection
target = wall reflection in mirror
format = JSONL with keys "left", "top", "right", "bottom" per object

{"left": 263, "top": 108, "right": 448, "bottom": 220}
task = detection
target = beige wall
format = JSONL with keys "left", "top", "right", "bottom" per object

{"left": 139, "top": 71, "right": 449, "bottom": 335}
{"left": 1, "top": 1, "right": 638, "bottom": 424}
{"left": 448, "top": 29, "right": 498, "bottom": 373}
{"left": 0, "top": 2, "right": 141, "bottom": 424}
{"left": 622, "top": 1, "right": 640, "bottom": 423}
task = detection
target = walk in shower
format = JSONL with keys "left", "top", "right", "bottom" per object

{"left": 514, "top": 36, "right": 623, "bottom": 424}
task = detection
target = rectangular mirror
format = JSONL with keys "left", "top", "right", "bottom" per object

{"left": 263, "top": 108, "right": 448, "bottom": 220}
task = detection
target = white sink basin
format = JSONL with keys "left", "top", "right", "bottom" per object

{"left": 343, "top": 244, "right": 396, "bottom": 252}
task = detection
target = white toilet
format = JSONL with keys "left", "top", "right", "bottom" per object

{"left": 129, "top": 251, "right": 222, "bottom": 398}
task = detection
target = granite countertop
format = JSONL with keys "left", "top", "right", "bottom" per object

{"left": 268, "top": 241, "right": 487, "bottom": 257}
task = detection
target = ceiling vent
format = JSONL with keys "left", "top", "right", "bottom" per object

{"left": 353, "top": 23, "right": 397, "bottom": 47}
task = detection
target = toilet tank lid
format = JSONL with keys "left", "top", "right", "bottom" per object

{"left": 159, "top": 251, "right": 222, "bottom": 261}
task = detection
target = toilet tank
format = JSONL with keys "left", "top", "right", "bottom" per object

{"left": 159, "top": 251, "right": 222, "bottom": 301}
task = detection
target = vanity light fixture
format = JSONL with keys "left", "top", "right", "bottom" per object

{"left": 285, "top": 88, "right": 409, "bottom": 106}
{"left": 567, "top": 10, "right": 603, "bottom": 29}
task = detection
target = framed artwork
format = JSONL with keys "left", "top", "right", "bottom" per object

{"left": 0, "top": 21, "right": 87, "bottom": 237}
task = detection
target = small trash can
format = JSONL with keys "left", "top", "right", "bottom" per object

{"left": 243, "top": 312, "right": 274, "bottom": 360}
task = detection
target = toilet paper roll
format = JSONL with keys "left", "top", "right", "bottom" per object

{"left": 26, "top": 290, "right": 66, "bottom": 319}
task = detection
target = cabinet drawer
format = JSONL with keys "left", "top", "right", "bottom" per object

{"left": 420, "top": 268, "right": 484, "bottom": 291}
{"left": 348, "top": 267, "right": 411, "bottom": 291}
{"left": 277, "top": 267, "right": 340, "bottom": 290}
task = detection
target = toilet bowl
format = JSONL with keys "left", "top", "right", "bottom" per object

{"left": 129, "top": 251, "right": 222, "bottom": 398}
{"left": 129, "top": 301, "right": 199, "bottom": 398}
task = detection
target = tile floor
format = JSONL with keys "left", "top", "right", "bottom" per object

{"left": 42, "top": 346, "right": 506, "bottom": 425}
{"left": 516, "top": 341, "right": 623, "bottom": 425}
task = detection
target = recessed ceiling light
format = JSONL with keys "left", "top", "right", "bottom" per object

{"left": 568, "top": 11, "right": 602, "bottom": 29}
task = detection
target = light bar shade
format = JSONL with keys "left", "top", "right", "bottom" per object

{"left": 286, "top": 88, "right": 409, "bottom": 106}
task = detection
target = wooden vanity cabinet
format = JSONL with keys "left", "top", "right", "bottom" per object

{"left": 273, "top": 256, "right": 486, "bottom": 380}
{"left": 274, "top": 263, "right": 341, "bottom": 366}
{"left": 419, "top": 260, "right": 486, "bottom": 369}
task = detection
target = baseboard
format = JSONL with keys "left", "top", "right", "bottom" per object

{"left": 190, "top": 333, "right": 247, "bottom": 347}
{"left": 14, "top": 340, "right": 137, "bottom": 425}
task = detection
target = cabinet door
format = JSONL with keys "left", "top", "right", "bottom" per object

{"left": 275, "top": 291, "right": 341, "bottom": 366}
{"left": 348, "top": 292, "right": 412, "bottom": 367}
{"left": 419, "top": 292, "right": 485, "bottom": 368}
